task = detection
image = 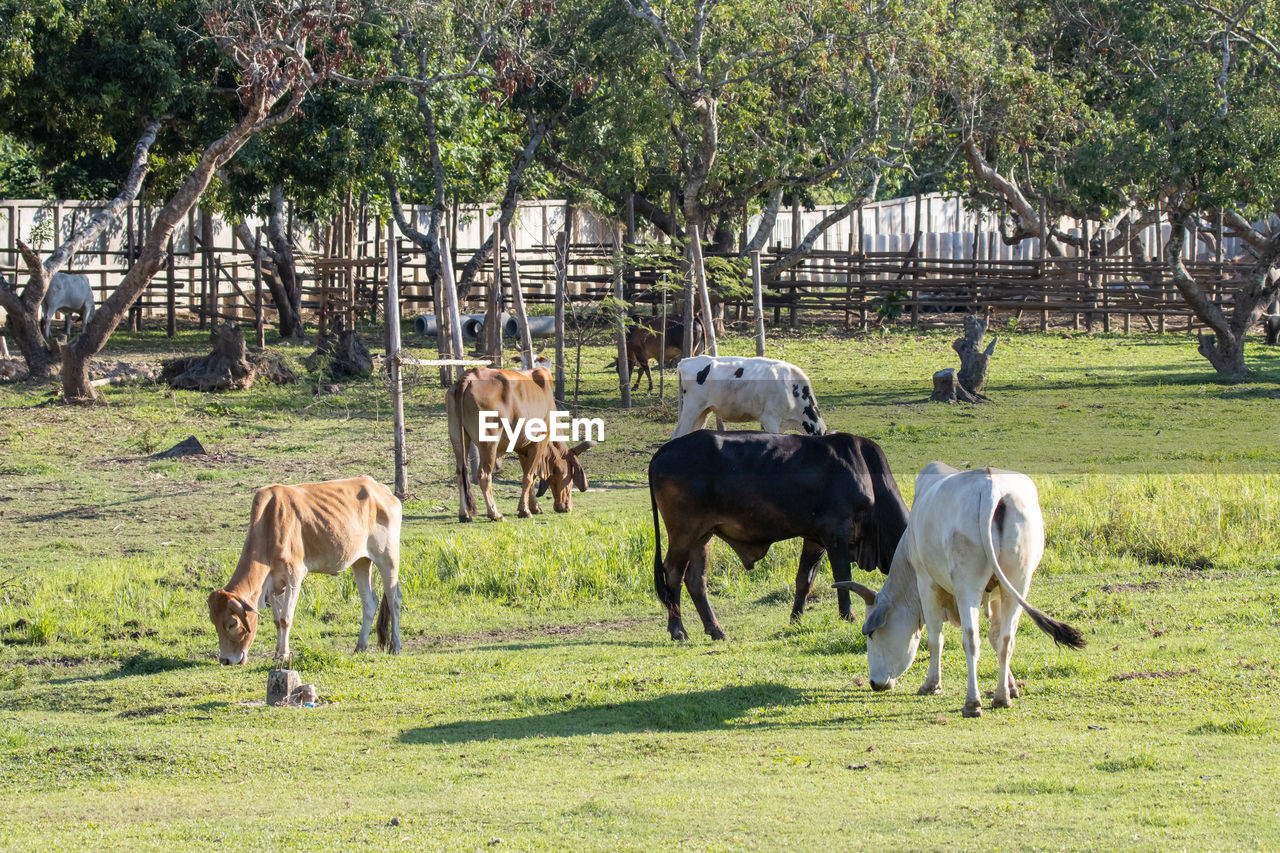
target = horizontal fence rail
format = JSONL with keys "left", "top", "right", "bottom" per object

{"left": 0, "top": 197, "right": 1260, "bottom": 337}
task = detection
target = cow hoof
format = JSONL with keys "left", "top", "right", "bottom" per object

{"left": 992, "top": 696, "right": 1012, "bottom": 709}
{"left": 458, "top": 514, "right": 472, "bottom": 523}
{"left": 708, "top": 628, "right": 727, "bottom": 641}
{"left": 917, "top": 683, "right": 941, "bottom": 696}
{"left": 517, "top": 509, "right": 531, "bottom": 519}
{"left": 489, "top": 514, "right": 505, "bottom": 522}
{"left": 838, "top": 610, "right": 856, "bottom": 622}
{"left": 962, "top": 701, "right": 983, "bottom": 718}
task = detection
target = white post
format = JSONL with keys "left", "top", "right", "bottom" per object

{"left": 386, "top": 228, "right": 408, "bottom": 500}
{"left": 751, "top": 250, "right": 766, "bottom": 357}
{"left": 438, "top": 235, "right": 467, "bottom": 382}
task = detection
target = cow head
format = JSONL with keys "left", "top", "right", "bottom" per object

{"left": 536, "top": 440, "right": 593, "bottom": 511}
{"left": 208, "top": 589, "right": 259, "bottom": 665}
{"left": 834, "top": 546, "right": 923, "bottom": 691}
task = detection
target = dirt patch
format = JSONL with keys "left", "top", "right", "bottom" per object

{"left": 1100, "top": 581, "right": 1163, "bottom": 593}
{"left": 1111, "top": 669, "right": 1198, "bottom": 681}
{"left": 409, "top": 617, "right": 650, "bottom": 647}
{"left": 0, "top": 356, "right": 159, "bottom": 384}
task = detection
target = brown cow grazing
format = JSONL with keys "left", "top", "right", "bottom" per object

{"left": 608, "top": 317, "right": 704, "bottom": 392}
{"left": 447, "top": 366, "right": 593, "bottom": 522}
{"left": 207, "top": 476, "right": 402, "bottom": 664}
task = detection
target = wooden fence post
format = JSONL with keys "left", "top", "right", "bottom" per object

{"left": 751, "top": 250, "right": 766, "bottom": 357}
{"left": 166, "top": 236, "right": 177, "bottom": 338}
{"left": 503, "top": 222, "right": 535, "bottom": 368}
{"left": 612, "top": 227, "right": 631, "bottom": 408}
{"left": 554, "top": 214, "right": 569, "bottom": 401}
{"left": 689, "top": 223, "right": 718, "bottom": 357}
{"left": 438, "top": 235, "right": 467, "bottom": 383}
{"left": 254, "top": 228, "right": 265, "bottom": 348}
{"left": 386, "top": 228, "right": 408, "bottom": 500}
{"left": 1155, "top": 201, "right": 1166, "bottom": 334}
{"left": 485, "top": 221, "right": 503, "bottom": 367}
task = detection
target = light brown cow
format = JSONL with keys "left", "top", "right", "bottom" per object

{"left": 207, "top": 476, "right": 402, "bottom": 664}
{"left": 447, "top": 366, "right": 592, "bottom": 522}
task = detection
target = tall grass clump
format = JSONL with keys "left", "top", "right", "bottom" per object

{"left": 1041, "top": 472, "right": 1280, "bottom": 573}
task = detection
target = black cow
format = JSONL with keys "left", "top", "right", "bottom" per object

{"left": 607, "top": 317, "right": 705, "bottom": 392}
{"left": 648, "top": 430, "right": 909, "bottom": 641}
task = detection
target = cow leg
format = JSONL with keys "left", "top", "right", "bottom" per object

{"left": 41, "top": 310, "right": 52, "bottom": 341}
{"left": 271, "top": 573, "right": 303, "bottom": 661}
{"left": 373, "top": 545, "right": 402, "bottom": 654}
{"left": 478, "top": 466, "right": 505, "bottom": 521}
{"left": 957, "top": 593, "right": 984, "bottom": 718}
{"left": 790, "top": 539, "right": 827, "bottom": 621}
{"left": 352, "top": 558, "right": 377, "bottom": 652}
{"left": 64, "top": 312, "right": 73, "bottom": 339}
{"left": 827, "top": 537, "right": 856, "bottom": 621}
{"left": 990, "top": 591, "right": 1020, "bottom": 707}
{"left": 671, "top": 407, "right": 710, "bottom": 439}
{"left": 759, "top": 412, "right": 783, "bottom": 433}
{"left": 516, "top": 446, "right": 540, "bottom": 518}
{"left": 917, "top": 584, "right": 947, "bottom": 695}
{"left": 685, "top": 540, "right": 726, "bottom": 640}
{"left": 662, "top": 544, "right": 691, "bottom": 641}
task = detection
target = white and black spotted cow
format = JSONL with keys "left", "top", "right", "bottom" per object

{"left": 672, "top": 355, "right": 827, "bottom": 438}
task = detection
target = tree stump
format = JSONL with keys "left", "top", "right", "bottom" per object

{"left": 267, "top": 669, "right": 301, "bottom": 706}
{"left": 930, "top": 314, "right": 997, "bottom": 403}
{"left": 161, "top": 322, "right": 296, "bottom": 391}
{"left": 304, "top": 314, "right": 373, "bottom": 378}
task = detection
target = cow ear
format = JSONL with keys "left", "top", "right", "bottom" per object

{"left": 861, "top": 604, "right": 888, "bottom": 637}
{"left": 833, "top": 580, "right": 877, "bottom": 607}
{"left": 570, "top": 440, "right": 595, "bottom": 456}
{"left": 571, "top": 456, "right": 588, "bottom": 492}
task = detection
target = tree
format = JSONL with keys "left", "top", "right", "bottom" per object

{"left": 545, "top": 0, "right": 938, "bottom": 284}
{"left": 54, "top": 0, "right": 355, "bottom": 399}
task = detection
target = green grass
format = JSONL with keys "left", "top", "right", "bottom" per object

{"left": 0, "top": 323, "right": 1279, "bottom": 849}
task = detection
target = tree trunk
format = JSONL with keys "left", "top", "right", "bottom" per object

{"left": 62, "top": 111, "right": 264, "bottom": 401}
{"left": 955, "top": 314, "right": 997, "bottom": 395}
{"left": 1164, "top": 207, "right": 1280, "bottom": 377}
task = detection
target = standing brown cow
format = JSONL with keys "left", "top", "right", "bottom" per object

{"left": 608, "top": 317, "right": 704, "bottom": 392}
{"left": 447, "top": 366, "right": 592, "bottom": 521}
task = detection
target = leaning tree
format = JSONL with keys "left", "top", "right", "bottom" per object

{"left": 57, "top": 0, "right": 356, "bottom": 400}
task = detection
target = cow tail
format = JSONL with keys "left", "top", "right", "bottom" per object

{"left": 980, "top": 487, "right": 1086, "bottom": 650}
{"left": 375, "top": 592, "right": 391, "bottom": 649}
{"left": 649, "top": 471, "right": 670, "bottom": 606}
{"left": 447, "top": 377, "right": 474, "bottom": 515}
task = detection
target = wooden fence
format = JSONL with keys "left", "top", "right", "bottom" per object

{"left": 0, "top": 196, "right": 1257, "bottom": 335}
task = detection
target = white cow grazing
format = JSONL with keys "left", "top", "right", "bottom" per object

{"left": 672, "top": 355, "right": 827, "bottom": 438}
{"left": 41, "top": 272, "right": 95, "bottom": 340}
{"left": 837, "top": 463, "right": 1085, "bottom": 718}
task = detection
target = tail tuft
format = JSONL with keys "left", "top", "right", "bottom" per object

{"left": 375, "top": 594, "right": 391, "bottom": 650}
{"left": 1025, "top": 605, "right": 1087, "bottom": 649}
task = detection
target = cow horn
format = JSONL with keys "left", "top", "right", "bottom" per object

{"left": 570, "top": 440, "right": 595, "bottom": 455}
{"left": 833, "top": 581, "right": 877, "bottom": 606}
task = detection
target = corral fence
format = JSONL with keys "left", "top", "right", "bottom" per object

{"left": 0, "top": 193, "right": 1257, "bottom": 336}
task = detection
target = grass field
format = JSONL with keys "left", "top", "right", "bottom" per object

{"left": 1, "top": 323, "right": 1278, "bottom": 850}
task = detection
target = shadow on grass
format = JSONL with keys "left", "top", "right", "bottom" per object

{"left": 399, "top": 682, "right": 802, "bottom": 743}
{"left": 45, "top": 651, "right": 204, "bottom": 684}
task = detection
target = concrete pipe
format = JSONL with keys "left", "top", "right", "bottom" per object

{"left": 503, "top": 315, "right": 558, "bottom": 339}
{"left": 412, "top": 314, "right": 486, "bottom": 337}
{"left": 461, "top": 312, "right": 511, "bottom": 341}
